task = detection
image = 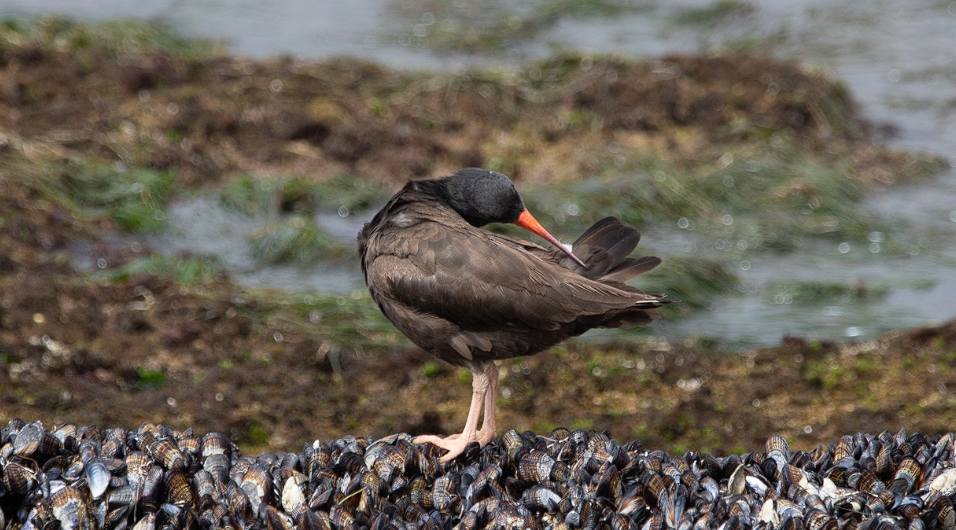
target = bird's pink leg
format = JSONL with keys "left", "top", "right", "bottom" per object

{"left": 414, "top": 362, "right": 494, "bottom": 463}
{"left": 475, "top": 362, "right": 499, "bottom": 446}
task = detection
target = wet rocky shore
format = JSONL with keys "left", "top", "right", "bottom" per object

{"left": 4, "top": 418, "right": 955, "bottom": 530}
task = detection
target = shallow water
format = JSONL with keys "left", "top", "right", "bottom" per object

{"left": 101, "top": 195, "right": 374, "bottom": 294}
{"left": 656, "top": 245, "right": 956, "bottom": 346}
{"left": 10, "top": 0, "right": 956, "bottom": 346}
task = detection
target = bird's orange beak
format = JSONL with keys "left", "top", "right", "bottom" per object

{"left": 513, "top": 210, "right": 586, "bottom": 268}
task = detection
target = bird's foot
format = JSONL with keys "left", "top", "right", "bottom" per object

{"left": 413, "top": 434, "right": 472, "bottom": 463}
{"left": 414, "top": 429, "right": 497, "bottom": 463}
{"left": 475, "top": 427, "right": 497, "bottom": 447}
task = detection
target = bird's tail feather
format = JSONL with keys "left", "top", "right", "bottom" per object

{"left": 569, "top": 216, "right": 661, "bottom": 282}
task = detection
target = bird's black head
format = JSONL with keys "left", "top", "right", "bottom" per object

{"left": 436, "top": 168, "right": 525, "bottom": 227}
{"left": 422, "top": 167, "right": 587, "bottom": 267}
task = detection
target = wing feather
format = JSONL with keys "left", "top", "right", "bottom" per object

{"left": 370, "top": 225, "right": 646, "bottom": 333}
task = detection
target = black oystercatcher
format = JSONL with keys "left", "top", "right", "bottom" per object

{"left": 358, "top": 168, "right": 669, "bottom": 462}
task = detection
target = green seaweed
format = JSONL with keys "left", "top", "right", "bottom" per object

{"left": 314, "top": 174, "right": 388, "bottom": 212}
{"left": 241, "top": 289, "right": 403, "bottom": 349}
{"left": 248, "top": 215, "right": 348, "bottom": 265}
{"left": 90, "top": 254, "right": 228, "bottom": 285}
{"left": 220, "top": 174, "right": 386, "bottom": 216}
{"left": 523, "top": 143, "right": 921, "bottom": 254}
{"left": 219, "top": 175, "right": 277, "bottom": 215}
{"left": 134, "top": 367, "right": 168, "bottom": 389}
{"left": 764, "top": 280, "right": 889, "bottom": 304}
{"left": 637, "top": 256, "right": 739, "bottom": 312}
{"left": 0, "top": 15, "right": 219, "bottom": 62}
{"left": 389, "top": 0, "right": 649, "bottom": 54}
{"left": 669, "top": 0, "right": 756, "bottom": 27}
{"left": 49, "top": 161, "right": 176, "bottom": 233}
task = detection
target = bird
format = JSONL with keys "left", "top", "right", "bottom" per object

{"left": 358, "top": 167, "right": 670, "bottom": 462}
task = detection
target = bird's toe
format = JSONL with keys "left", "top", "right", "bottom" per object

{"left": 414, "top": 434, "right": 478, "bottom": 463}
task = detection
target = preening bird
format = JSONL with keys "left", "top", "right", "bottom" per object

{"left": 358, "top": 168, "right": 669, "bottom": 462}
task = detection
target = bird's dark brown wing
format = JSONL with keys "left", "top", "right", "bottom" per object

{"left": 365, "top": 220, "right": 660, "bottom": 335}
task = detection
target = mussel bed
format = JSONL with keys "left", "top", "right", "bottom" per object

{"left": 0, "top": 419, "right": 954, "bottom": 530}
